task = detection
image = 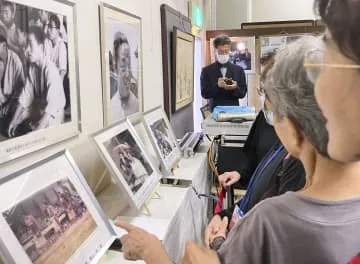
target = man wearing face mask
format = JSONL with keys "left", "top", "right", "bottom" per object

{"left": 201, "top": 35, "right": 247, "bottom": 111}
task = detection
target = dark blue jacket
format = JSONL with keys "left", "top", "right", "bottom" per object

{"left": 201, "top": 62, "right": 247, "bottom": 111}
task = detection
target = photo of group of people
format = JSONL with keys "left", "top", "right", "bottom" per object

{"left": 150, "top": 118, "right": 176, "bottom": 159}
{"left": 107, "top": 18, "right": 140, "bottom": 124}
{"left": 2, "top": 179, "right": 96, "bottom": 264}
{"left": 104, "top": 129, "right": 153, "bottom": 194}
{"left": 260, "top": 35, "right": 302, "bottom": 67}
{"left": 0, "top": 0, "right": 71, "bottom": 142}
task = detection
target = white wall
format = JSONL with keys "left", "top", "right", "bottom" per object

{"left": 216, "top": 0, "right": 248, "bottom": 29}
{"left": 1, "top": 0, "right": 204, "bottom": 194}
{"left": 251, "top": 0, "right": 316, "bottom": 22}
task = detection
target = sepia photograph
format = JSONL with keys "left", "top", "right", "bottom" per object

{"left": 104, "top": 129, "right": 153, "bottom": 194}
{"left": 0, "top": 1, "right": 71, "bottom": 141}
{"left": 210, "top": 36, "right": 256, "bottom": 73}
{"left": 150, "top": 118, "right": 176, "bottom": 159}
{"left": 100, "top": 4, "right": 143, "bottom": 125}
{"left": 3, "top": 179, "right": 97, "bottom": 264}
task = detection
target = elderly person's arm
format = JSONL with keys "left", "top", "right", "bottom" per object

{"left": 116, "top": 221, "right": 173, "bottom": 263}
{"left": 182, "top": 241, "right": 221, "bottom": 264}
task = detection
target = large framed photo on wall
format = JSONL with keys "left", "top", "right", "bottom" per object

{"left": 143, "top": 106, "right": 181, "bottom": 174}
{"left": 172, "top": 27, "right": 194, "bottom": 113}
{"left": 259, "top": 34, "right": 304, "bottom": 71}
{"left": 0, "top": 0, "right": 80, "bottom": 165}
{"left": 210, "top": 36, "right": 256, "bottom": 74}
{"left": 92, "top": 119, "right": 161, "bottom": 210}
{"left": 100, "top": 3, "right": 143, "bottom": 125}
{"left": 0, "top": 151, "right": 116, "bottom": 264}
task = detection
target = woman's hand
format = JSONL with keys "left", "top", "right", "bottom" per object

{"left": 205, "top": 216, "right": 229, "bottom": 247}
{"left": 205, "top": 215, "right": 222, "bottom": 247}
{"left": 182, "top": 241, "right": 221, "bottom": 264}
{"left": 218, "top": 171, "right": 241, "bottom": 187}
{"left": 116, "top": 221, "right": 172, "bottom": 263}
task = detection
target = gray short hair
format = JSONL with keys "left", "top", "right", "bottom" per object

{"left": 213, "top": 35, "right": 231, "bottom": 49}
{"left": 264, "top": 36, "right": 329, "bottom": 157}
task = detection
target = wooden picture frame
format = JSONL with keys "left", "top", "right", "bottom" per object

{"left": 172, "top": 27, "right": 195, "bottom": 113}
{"left": 241, "top": 20, "right": 315, "bottom": 30}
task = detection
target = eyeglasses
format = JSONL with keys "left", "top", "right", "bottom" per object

{"left": 304, "top": 49, "right": 360, "bottom": 82}
{"left": 191, "top": 186, "right": 219, "bottom": 202}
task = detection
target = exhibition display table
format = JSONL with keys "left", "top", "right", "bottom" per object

{"left": 98, "top": 144, "right": 211, "bottom": 263}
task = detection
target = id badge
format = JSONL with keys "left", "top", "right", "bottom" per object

{"left": 229, "top": 205, "right": 243, "bottom": 230}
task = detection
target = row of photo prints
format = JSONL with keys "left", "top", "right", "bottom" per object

{"left": 0, "top": 105, "right": 182, "bottom": 264}
{"left": 0, "top": 1, "right": 151, "bottom": 166}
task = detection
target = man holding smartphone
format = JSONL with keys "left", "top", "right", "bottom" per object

{"left": 201, "top": 35, "right": 247, "bottom": 111}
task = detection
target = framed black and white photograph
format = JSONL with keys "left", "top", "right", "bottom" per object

{"left": 210, "top": 36, "right": 256, "bottom": 74}
{"left": 143, "top": 106, "right": 181, "bottom": 174}
{"left": 172, "top": 27, "right": 194, "bottom": 113}
{"left": 259, "top": 34, "right": 304, "bottom": 70}
{"left": 92, "top": 119, "right": 161, "bottom": 210}
{"left": 100, "top": 3, "right": 143, "bottom": 125}
{"left": 0, "top": 151, "right": 116, "bottom": 264}
{"left": 200, "top": 104, "right": 211, "bottom": 120}
{"left": 0, "top": 0, "right": 80, "bottom": 165}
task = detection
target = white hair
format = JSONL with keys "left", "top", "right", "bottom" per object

{"left": 264, "top": 36, "right": 329, "bottom": 157}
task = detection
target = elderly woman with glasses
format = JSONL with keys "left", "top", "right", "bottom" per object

{"left": 116, "top": 36, "right": 360, "bottom": 264}
{"left": 309, "top": 0, "right": 360, "bottom": 163}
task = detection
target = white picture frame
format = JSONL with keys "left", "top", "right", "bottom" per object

{"left": 210, "top": 36, "right": 256, "bottom": 74}
{"left": 0, "top": 0, "right": 81, "bottom": 165}
{"left": 0, "top": 150, "right": 116, "bottom": 264}
{"left": 92, "top": 119, "right": 161, "bottom": 210}
{"left": 99, "top": 3, "right": 143, "bottom": 125}
{"left": 142, "top": 106, "right": 181, "bottom": 174}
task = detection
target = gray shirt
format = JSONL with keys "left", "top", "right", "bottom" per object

{"left": 218, "top": 192, "right": 360, "bottom": 264}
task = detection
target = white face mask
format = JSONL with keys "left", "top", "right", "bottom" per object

{"left": 216, "top": 52, "right": 230, "bottom": 64}
{"left": 263, "top": 110, "right": 274, "bottom": 126}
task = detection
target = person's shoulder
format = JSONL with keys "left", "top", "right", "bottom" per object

{"left": 44, "top": 58, "right": 61, "bottom": 79}
{"left": 253, "top": 110, "right": 266, "bottom": 126}
{"left": 44, "top": 58, "right": 58, "bottom": 72}
{"left": 229, "top": 63, "right": 245, "bottom": 73}
{"left": 59, "top": 39, "right": 67, "bottom": 49}
{"left": 202, "top": 62, "right": 217, "bottom": 71}
{"left": 244, "top": 193, "right": 296, "bottom": 222}
{"left": 8, "top": 49, "right": 22, "bottom": 64}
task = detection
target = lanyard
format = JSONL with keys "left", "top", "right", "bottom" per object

{"left": 239, "top": 145, "right": 284, "bottom": 213}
